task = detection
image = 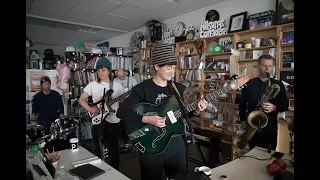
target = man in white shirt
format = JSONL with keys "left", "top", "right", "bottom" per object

{"left": 79, "top": 57, "right": 124, "bottom": 170}
{"left": 114, "top": 68, "right": 137, "bottom": 92}
{"left": 114, "top": 68, "right": 138, "bottom": 151}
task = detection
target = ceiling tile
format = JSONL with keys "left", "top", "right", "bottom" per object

{"left": 97, "top": 30, "right": 124, "bottom": 39}
{"left": 178, "top": 0, "right": 223, "bottom": 10}
{"left": 67, "top": 6, "right": 105, "bottom": 19}
{"left": 135, "top": 11, "right": 167, "bottom": 23}
{"left": 125, "top": 0, "right": 169, "bottom": 11}
{"left": 111, "top": 0, "right": 129, "bottom": 3}
{"left": 91, "top": 13, "right": 142, "bottom": 31}
{"left": 152, "top": 2, "right": 192, "bottom": 18}
{"left": 29, "top": 0, "right": 74, "bottom": 15}
{"left": 109, "top": 4, "right": 148, "bottom": 18}
{"left": 76, "top": 0, "right": 121, "bottom": 13}
{"left": 61, "top": 15, "right": 92, "bottom": 24}
{"left": 53, "top": 0, "right": 82, "bottom": 6}
{"left": 26, "top": 0, "right": 33, "bottom": 12}
{"left": 28, "top": 10, "right": 65, "bottom": 19}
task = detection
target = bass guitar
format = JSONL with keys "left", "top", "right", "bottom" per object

{"left": 87, "top": 89, "right": 132, "bottom": 125}
{"left": 126, "top": 76, "right": 249, "bottom": 156}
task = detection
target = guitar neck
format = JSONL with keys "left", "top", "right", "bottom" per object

{"left": 107, "top": 90, "right": 132, "bottom": 105}
{"left": 174, "top": 85, "right": 233, "bottom": 119}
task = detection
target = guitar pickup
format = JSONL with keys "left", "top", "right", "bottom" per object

{"left": 134, "top": 142, "right": 146, "bottom": 153}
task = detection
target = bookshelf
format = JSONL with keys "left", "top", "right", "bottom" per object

{"left": 138, "top": 46, "right": 156, "bottom": 82}
{"left": 174, "top": 23, "right": 294, "bottom": 160}
{"left": 276, "top": 23, "right": 294, "bottom": 153}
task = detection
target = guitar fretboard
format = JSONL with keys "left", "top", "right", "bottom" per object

{"left": 107, "top": 90, "right": 132, "bottom": 105}
{"left": 172, "top": 85, "right": 233, "bottom": 119}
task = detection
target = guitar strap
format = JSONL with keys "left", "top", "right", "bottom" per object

{"left": 170, "top": 81, "right": 194, "bottom": 142}
{"left": 109, "top": 80, "right": 113, "bottom": 91}
{"left": 127, "top": 75, "right": 130, "bottom": 89}
{"left": 171, "top": 81, "right": 182, "bottom": 100}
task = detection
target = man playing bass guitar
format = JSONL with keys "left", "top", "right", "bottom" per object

{"left": 116, "top": 44, "right": 208, "bottom": 180}
{"left": 79, "top": 57, "right": 124, "bottom": 170}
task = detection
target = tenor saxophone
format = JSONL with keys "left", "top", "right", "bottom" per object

{"left": 238, "top": 72, "right": 280, "bottom": 149}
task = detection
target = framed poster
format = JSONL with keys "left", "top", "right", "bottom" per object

{"left": 248, "top": 10, "right": 274, "bottom": 30}
{"left": 275, "top": 0, "right": 294, "bottom": 24}
{"left": 29, "top": 71, "right": 45, "bottom": 91}
{"left": 228, "top": 12, "right": 248, "bottom": 33}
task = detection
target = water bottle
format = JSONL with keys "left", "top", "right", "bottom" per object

{"left": 55, "top": 165, "right": 67, "bottom": 180}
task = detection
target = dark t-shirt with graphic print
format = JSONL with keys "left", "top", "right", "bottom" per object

{"left": 116, "top": 78, "right": 195, "bottom": 127}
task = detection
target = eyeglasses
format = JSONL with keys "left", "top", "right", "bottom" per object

{"left": 164, "top": 65, "right": 176, "bottom": 70}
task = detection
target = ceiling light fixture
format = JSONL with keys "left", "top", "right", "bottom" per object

{"left": 26, "top": 14, "right": 129, "bottom": 33}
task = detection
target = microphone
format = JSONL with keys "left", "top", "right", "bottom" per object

{"left": 266, "top": 72, "right": 270, "bottom": 78}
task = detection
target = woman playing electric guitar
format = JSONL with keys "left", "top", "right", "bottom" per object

{"left": 116, "top": 44, "right": 208, "bottom": 180}
{"left": 79, "top": 57, "right": 124, "bottom": 170}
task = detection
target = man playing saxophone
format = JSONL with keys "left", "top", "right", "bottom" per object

{"left": 239, "top": 55, "right": 288, "bottom": 150}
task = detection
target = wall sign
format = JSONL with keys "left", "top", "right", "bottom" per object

{"left": 280, "top": 71, "right": 294, "bottom": 85}
{"left": 30, "top": 71, "right": 45, "bottom": 91}
{"left": 199, "top": 20, "right": 228, "bottom": 38}
{"left": 162, "top": 29, "right": 175, "bottom": 44}
{"left": 117, "top": 47, "right": 123, "bottom": 55}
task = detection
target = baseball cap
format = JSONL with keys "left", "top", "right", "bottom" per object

{"left": 95, "top": 57, "right": 112, "bottom": 70}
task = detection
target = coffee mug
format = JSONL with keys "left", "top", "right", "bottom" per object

{"left": 70, "top": 138, "right": 79, "bottom": 151}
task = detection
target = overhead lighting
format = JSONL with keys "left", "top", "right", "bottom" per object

{"left": 26, "top": 14, "right": 129, "bottom": 33}
{"left": 78, "top": 29, "right": 98, "bottom": 34}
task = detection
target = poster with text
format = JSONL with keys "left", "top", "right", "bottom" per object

{"left": 30, "top": 71, "right": 45, "bottom": 91}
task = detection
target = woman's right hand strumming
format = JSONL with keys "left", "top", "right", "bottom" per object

{"left": 87, "top": 106, "right": 100, "bottom": 115}
{"left": 142, "top": 116, "right": 166, "bottom": 127}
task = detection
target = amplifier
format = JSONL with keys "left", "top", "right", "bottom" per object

{"left": 187, "top": 128, "right": 221, "bottom": 168}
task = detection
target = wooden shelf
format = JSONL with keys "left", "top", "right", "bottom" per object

{"left": 234, "top": 25, "right": 277, "bottom": 35}
{"left": 203, "top": 70, "right": 229, "bottom": 73}
{"left": 238, "top": 45, "right": 276, "bottom": 51}
{"left": 178, "top": 53, "right": 199, "bottom": 56}
{"left": 280, "top": 44, "right": 294, "bottom": 48}
{"left": 174, "top": 22, "right": 294, "bottom": 160}
{"left": 206, "top": 52, "right": 232, "bottom": 57}
{"left": 175, "top": 39, "right": 199, "bottom": 45}
{"left": 279, "top": 68, "right": 294, "bottom": 71}
{"left": 287, "top": 93, "right": 294, "bottom": 98}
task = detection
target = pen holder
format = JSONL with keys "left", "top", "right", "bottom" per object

{"left": 52, "top": 161, "right": 59, "bottom": 169}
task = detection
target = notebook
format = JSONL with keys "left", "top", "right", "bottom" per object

{"left": 68, "top": 163, "right": 105, "bottom": 180}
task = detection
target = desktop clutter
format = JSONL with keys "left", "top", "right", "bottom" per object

{"left": 26, "top": 135, "right": 106, "bottom": 180}
{"left": 266, "top": 159, "right": 294, "bottom": 180}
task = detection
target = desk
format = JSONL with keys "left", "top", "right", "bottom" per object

{"left": 210, "top": 147, "right": 294, "bottom": 180}
{"left": 57, "top": 146, "right": 130, "bottom": 180}
{"left": 26, "top": 151, "right": 54, "bottom": 180}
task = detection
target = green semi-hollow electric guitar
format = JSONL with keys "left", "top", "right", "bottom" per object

{"left": 127, "top": 76, "right": 249, "bottom": 156}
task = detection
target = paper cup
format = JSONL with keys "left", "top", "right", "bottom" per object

{"left": 69, "top": 138, "right": 79, "bottom": 151}
{"left": 52, "top": 161, "right": 58, "bottom": 169}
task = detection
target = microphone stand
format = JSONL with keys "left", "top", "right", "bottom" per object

{"left": 99, "top": 88, "right": 106, "bottom": 160}
{"left": 170, "top": 83, "right": 195, "bottom": 177}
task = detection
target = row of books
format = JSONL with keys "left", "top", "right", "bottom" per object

{"left": 108, "top": 56, "right": 134, "bottom": 70}
{"left": 177, "top": 56, "right": 198, "bottom": 69}
{"left": 69, "top": 70, "right": 97, "bottom": 87}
